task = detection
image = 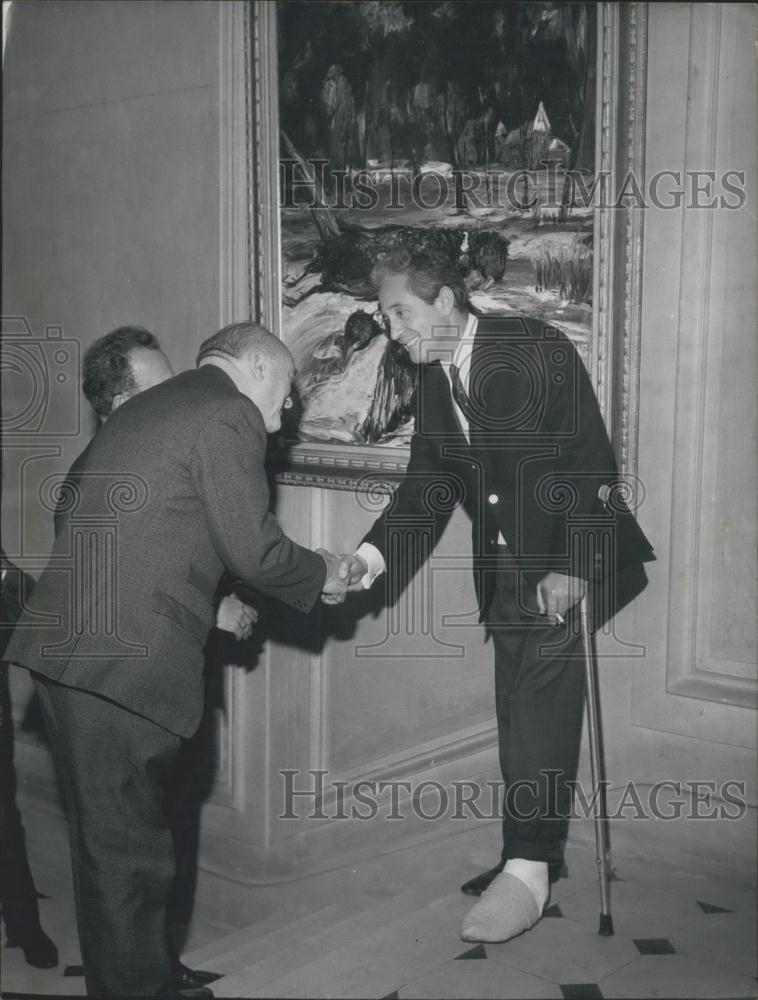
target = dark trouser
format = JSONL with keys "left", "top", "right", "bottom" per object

{"left": 0, "top": 664, "right": 44, "bottom": 942}
{"left": 33, "top": 675, "right": 182, "bottom": 998}
{"left": 485, "top": 548, "right": 584, "bottom": 868}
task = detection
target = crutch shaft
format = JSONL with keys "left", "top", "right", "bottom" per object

{"left": 579, "top": 594, "right": 614, "bottom": 936}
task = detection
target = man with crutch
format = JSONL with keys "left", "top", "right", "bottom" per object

{"left": 332, "top": 249, "right": 654, "bottom": 943}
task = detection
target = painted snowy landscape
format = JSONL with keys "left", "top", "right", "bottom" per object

{"left": 277, "top": 1, "right": 596, "bottom": 447}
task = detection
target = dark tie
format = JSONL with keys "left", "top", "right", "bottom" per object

{"left": 449, "top": 363, "right": 474, "bottom": 424}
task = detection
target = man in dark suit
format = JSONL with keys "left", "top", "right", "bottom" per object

{"left": 335, "top": 251, "right": 653, "bottom": 944}
{"left": 5, "top": 322, "right": 349, "bottom": 998}
{"left": 55, "top": 324, "right": 256, "bottom": 644}
{"left": 51, "top": 325, "right": 253, "bottom": 993}
{"left": 53, "top": 325, "right": 175, "bottom": 536}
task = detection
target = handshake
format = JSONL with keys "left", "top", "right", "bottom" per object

{"left": 316, "top": 549, "right": 369, "bottom": 604}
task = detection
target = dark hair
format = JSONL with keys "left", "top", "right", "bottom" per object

{"left": 371, "top": 249, "right": 469, "bottom": 308}
{"left": 196, "top": 321, "right": 289, "bottom": 366}
{"left": 82, "top": 326, "right": 160, "bottom": 418}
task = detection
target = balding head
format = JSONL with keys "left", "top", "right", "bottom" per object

{"left": 197, "top": 322, "right": 294, "bottom": 432}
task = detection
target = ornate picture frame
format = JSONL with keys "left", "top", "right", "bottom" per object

{"left": 220, "top": 2, "right": 647, "bottom": 493}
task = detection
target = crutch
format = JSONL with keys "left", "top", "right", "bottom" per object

{"left": 578, "top": 593, "right": 614, "bottom": 936}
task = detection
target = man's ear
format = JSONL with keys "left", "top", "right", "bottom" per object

{"left": 249, "top": 351, "right": 266, "bottom": 382}
{"left": 436, "top": 285, "right": 456, "bottom": 316}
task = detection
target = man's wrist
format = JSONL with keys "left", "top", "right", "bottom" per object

{"left": 355, "top": 542, "right": 385, "bottom": 589}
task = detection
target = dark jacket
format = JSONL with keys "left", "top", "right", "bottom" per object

{"left": 363, "top": 315, "right": 653, "bottom": 623}
{"left": 52, "top": 439, "right": 94, "bottom": 538}
{"left": 5, "top": 365, "right": 326, "bottom": 736}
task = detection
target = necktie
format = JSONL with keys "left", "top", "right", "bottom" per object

{"left": 449, "top": 364, "right": 474, "bottom": 424}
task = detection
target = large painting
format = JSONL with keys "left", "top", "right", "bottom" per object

{"left": 240, "top": 2, "right": 647, "bottom": 484}
{"left": 278, "top": 0, "right": 595, "bottom": 448}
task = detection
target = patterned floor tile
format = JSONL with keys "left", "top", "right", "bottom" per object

{"left": 560, "top": 985, "right": 604, "bottom": 999}
{"left": 558, "top": 880, "right": 702, "bottom": 939}
{"left": 633, "top": 937, "right": 676, "bottom": 955}
{"left": 0, "top": 944, "right": 85, "bottom": 996}
{"left": 600, "top": 954, "right": 757, "bottom": 999}
{"left": 608, "top": 858, "right": 757, "bottom": 915}
{"left": 697, "top": 900, "right": 733, "bottom": 914}
{"left": 669, "top": 912, "right": 758, "bottom": 979}
{"left": 485, "top": 909, "right": 639, "bottom": 984}
{"left": 4, "top": 809, "right": 755, "bottom": 1000}
{"left": 400, "top": 957, "right": 563, "bottom": 999}
{"left": 456, "top": 944, "right": 487, "bottom": 959}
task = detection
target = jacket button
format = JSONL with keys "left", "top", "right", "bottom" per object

{"left": 488, "top": 494, "right": 499, "bottom": 504}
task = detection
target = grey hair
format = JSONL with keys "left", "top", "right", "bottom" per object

{"left": 196, "top": 322, "right": 290, "bottom": 366}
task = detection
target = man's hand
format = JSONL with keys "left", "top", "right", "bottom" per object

{"left": 216, "top": 594, "right": 258, "bottom": 640}
{"left": 317, "top": 550, "right": 367, "bottom": 604}
{"left": 317, "top": 548, "right": 349, "bottom": 603}
{"left": 535, "top": 572, "right": 586, "bottom": 626}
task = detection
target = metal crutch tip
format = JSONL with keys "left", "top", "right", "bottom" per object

{"left": 598, "top": 913, "right": 615, "bottom": 936}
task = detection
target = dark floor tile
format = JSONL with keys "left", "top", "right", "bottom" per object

{"left": 560, "top": 985, "right": 603, "bottom": 999}
{"left": 697, "top": 899, "right": 734, "bottom": 914}
{"left": 633, "top": 937, "right": 676, "bottom": 955}
{"left": 63, "top": 965, "right": 85, "bottom": 977}
{"left": 544, "top": 904, "right": 564, "bottom": 918}
{"left": 455, "top": 943, "right": 487, "bottom": 960}
{"left": 192, "top": 972, "right": 222, "bottom": 984}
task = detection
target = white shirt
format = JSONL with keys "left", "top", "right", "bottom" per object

{"left": 356, "top": 314, "right": 505, "bottom": 588}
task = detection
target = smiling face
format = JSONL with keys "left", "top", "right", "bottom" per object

{"left": 377, "top": 271, "right": 459, "bottom": 364}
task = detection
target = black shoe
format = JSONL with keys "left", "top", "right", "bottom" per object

{"left": 6, "top": 926, "right": 59, "bottom": 968}
{"left": 460, "top": 862, "right": 505, "bottom": 897}
{"left": 173, "top": 962, "right": 221, "bottom": 988}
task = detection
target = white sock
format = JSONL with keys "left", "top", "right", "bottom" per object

{"left": 503, "top": 858, "right": 549, "bottom": 911}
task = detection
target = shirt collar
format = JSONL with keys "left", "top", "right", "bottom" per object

{"left": 451, "top": 312, "right": 478, "bottom": 377}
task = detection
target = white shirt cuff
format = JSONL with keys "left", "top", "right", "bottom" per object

{"left": 355, "top": 542, "right": 386, "bottom": 589}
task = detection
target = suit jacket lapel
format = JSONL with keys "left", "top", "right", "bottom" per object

{"left": 421, "top": 360, "right": 468, "bottom": 447}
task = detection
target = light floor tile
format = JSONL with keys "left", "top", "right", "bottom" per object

{"left": 0, "top": 947, "right": 86, "bottom": 996}
{"left": 400, "top": 956, "right": 563, "bottom": 999}
{"left": 485, "top": 910, "right": 639, "bottom": 983}
{"left": 669, "top": 912, "right": 758, "bottom": 979}
{"left": 609, "top": 856, "right": 757, "bottom": 915}
{"left": 558, "top": 881, "right": 701, "bottom": 939}
{"left": 600, "top": 954, "right": 758, "bottom": 999}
